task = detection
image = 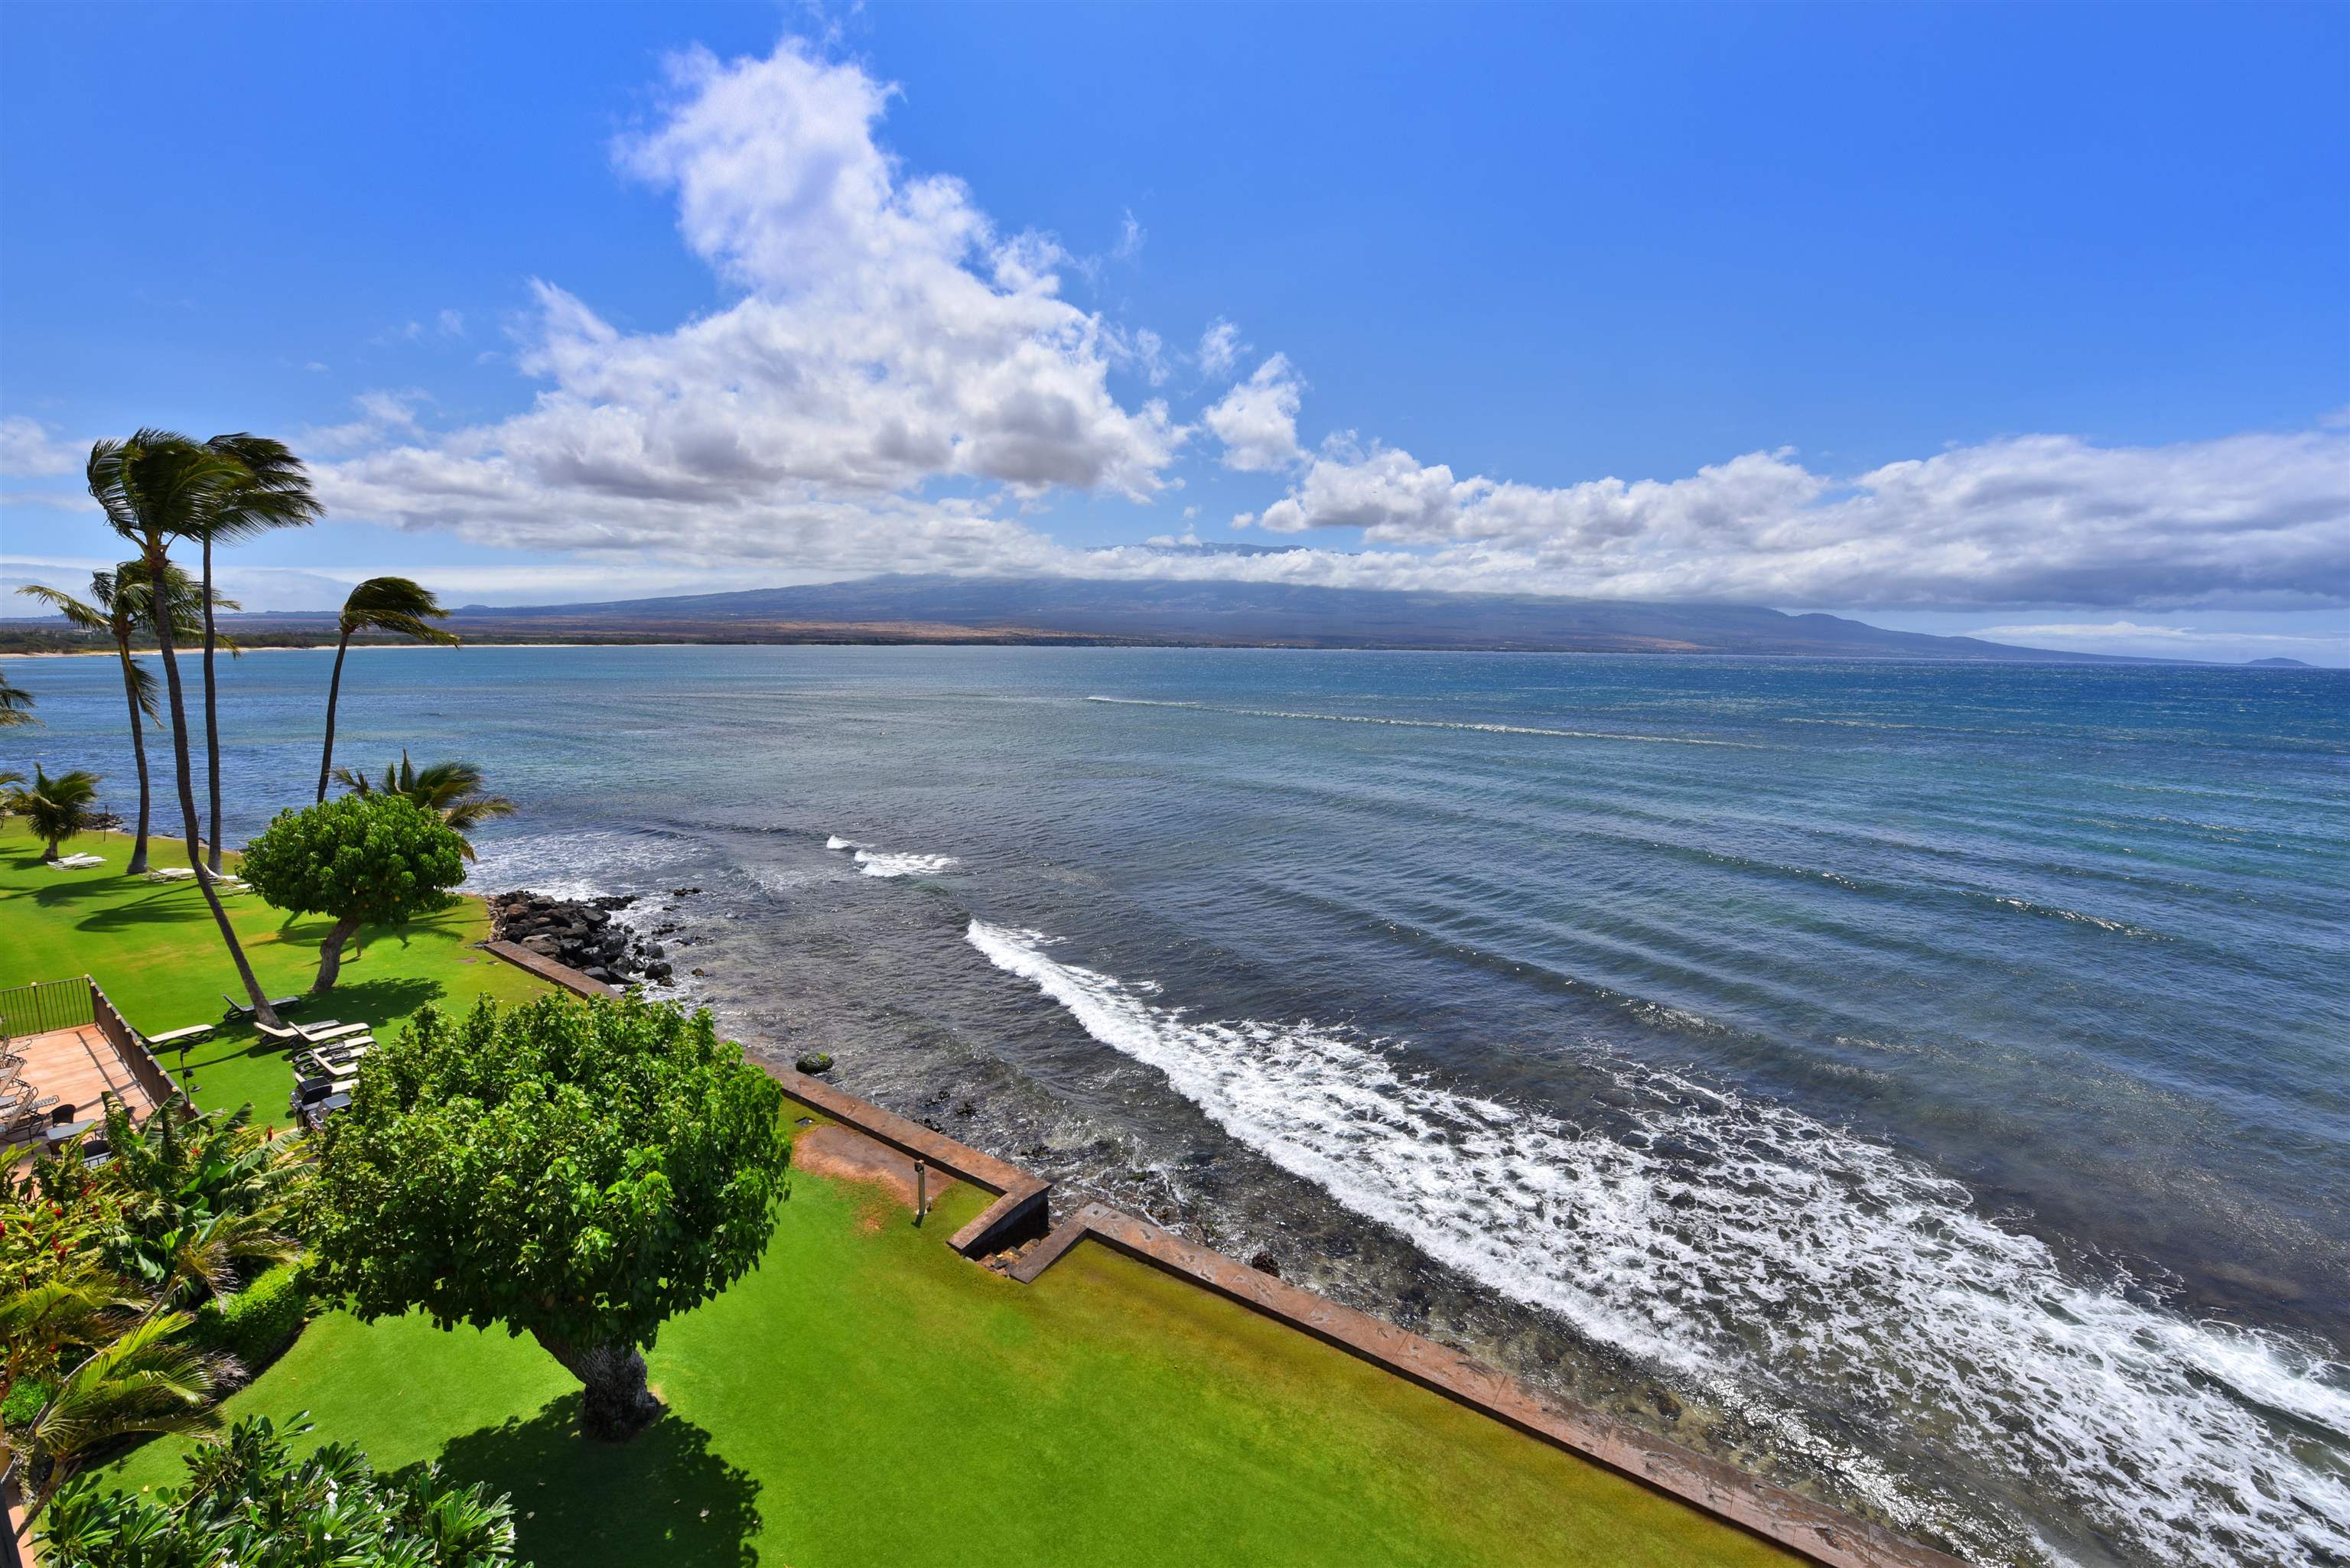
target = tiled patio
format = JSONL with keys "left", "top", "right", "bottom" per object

{"left": 5, "top": 1022, "right": 158, "bottom": 1139}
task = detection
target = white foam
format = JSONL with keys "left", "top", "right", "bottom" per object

{"left": 825, "top": 835, "right": 856, "bottom": 851}
{"left": 854, "top": 849, "right": 959, "bottom": 879}
{"left": 461, "top": 828, "right": 682, "bottom": 902}
{"left": 1085, "top": 695, "right": 1770, "bottom": 749}
{"left": 968, "top": 919, "right": 2350, "bottom": 1568}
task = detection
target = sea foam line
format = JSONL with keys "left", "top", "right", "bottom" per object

{"left": 1085, "top": 695, "right": 1769, "bottom": 749}
{"left": 967, "top": 919, "right": 2350, "bottom": 1568}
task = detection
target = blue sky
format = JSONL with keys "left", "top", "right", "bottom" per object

{"left": 3, "top": 2, "right": 2344, "bottom": 662}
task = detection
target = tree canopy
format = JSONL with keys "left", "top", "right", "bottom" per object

{"left": 239, "top": 794, "right": 467, "bottom": 991}
{"left": 306, "top": 994, "right": 789, "bottom": 1439}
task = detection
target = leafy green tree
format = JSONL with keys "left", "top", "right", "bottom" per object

{"left": 316, "top": 577, "right": 458, "bottom": 804}
{"left": 5, "top": 765, "right": 103, "bottom": 861}
{"left": 308, "top": 994, "right": 789, "bottom": 1440}
{"left": 239, "top": 795, "right": 467, "bottom": 992}
{"left": 334, "top": 753, "right": 516, "bottom": 860}
{"left": 193, "top": 434, "right": 321, "bottom": 873}
{"left": 87, "top": 431, "right": 287, "bottom": 1026}
{"left": 39, "top": 1412, "right": 522, "bottom": 1567}
{"left": 18, "top": 564, "right": 233, "bottom": 873}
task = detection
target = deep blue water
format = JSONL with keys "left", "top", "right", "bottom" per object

{"left": 9, "top": 644, "right": 2347, "bottom": 1566}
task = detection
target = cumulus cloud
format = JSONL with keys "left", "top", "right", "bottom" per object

{"left": 317, "top": 38, "right": 1187, "bottom": 570}
{"left": 0, "top": 416, "right": 85, "bottom": 478}
{"left": 280, "top": 36, "right": 2346, "bottom": 619}
{"left": 1233, "top": 425, "right": 2349, "bottom": 609}
{"left": 1203, "top": 355, "right": 1305, "bottom": 472}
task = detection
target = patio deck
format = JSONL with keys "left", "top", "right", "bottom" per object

{"left": 11, "top": 1022, "right": 161, "bottom": 1126}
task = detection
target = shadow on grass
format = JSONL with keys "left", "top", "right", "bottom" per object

{"left": 40, "top": 880, "right": 203, "bottom": 920}
{"left": 317, "top": 974, "right": 444, "bottom": 1026}
{"left": 425, "top": 1396, "right": 762, "bottom": 1568}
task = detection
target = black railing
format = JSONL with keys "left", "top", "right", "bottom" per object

{"left": 0, "top": 975, "right": 96, "bottom": 1040}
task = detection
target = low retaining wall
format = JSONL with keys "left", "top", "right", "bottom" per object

{"left": 479, "top": 939, "right": 621, "bottom": 998}
{"left": 770, "top": 1069, "right": 1050, "bottom": 1257}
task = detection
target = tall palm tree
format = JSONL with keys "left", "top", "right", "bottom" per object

{"left": 4, "top": 766, "right": 103, "bottom": 861}
{"left": 17, "top": 565, "right": 230, "bottom": 874}
{"left": 315, "top": 577, "right": 458, "bottom": 803}
{"left": 193, "top": 434, "right": 320, "bottom": 873}
{"left": 87, "top": 430, "right": 285, "bottom": 1028}
{"left": 0, "top": 665, "right": 34, "bottom": 727}
{"left": 334, "top": 753, "right": 516, "bottom": 860}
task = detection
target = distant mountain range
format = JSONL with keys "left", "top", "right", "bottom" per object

{"left": 180, "top": 574, "right": 2153, "bottom": 661}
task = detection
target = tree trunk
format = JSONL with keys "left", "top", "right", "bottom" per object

{"left": 317, "top": 632, "right": 351, "bottom": 803}
{"left": 202, "top": 535, "right": 223, "bottom": 873}
{"left": 312, "top": 913, "right": 362, "bottom": 992}
{"left": 116, "top": 640, "right": 152, "bottom": 875}
{"left": 146, "top": 551, "right": 282, "bottom": 1031}
{"left": 530, "top": 1330, "right": 662, "bottom": 1441}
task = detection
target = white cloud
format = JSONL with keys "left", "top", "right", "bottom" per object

{"left": 1112, "top": 210, "right": 1146, "bottom": 262}
{"left": 304, "top": 389, "right": 432, "bottom": 455}
{"left": 0, "top": 416, "right": 84, "bottom": 479}
{"left": 437, "top": 310, "right": 467, "bottom": 339}
{"left": 1203, "top": 355, "right": 1305, "bottom": 473}
{"left": 1235, "top": 425, "right": 2350, "bottom": 610}
{"left": 1197, "top": 318, "right": 1242, "bottom": 379}
{"left": 322, "top": 40, "right": 1186, "bottom": 571}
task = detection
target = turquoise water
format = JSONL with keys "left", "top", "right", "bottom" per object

{"left": 11, "top": 645, "right": 2346, "bottom": 1566}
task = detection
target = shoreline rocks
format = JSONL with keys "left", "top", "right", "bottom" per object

{"left": 489, "top": 890, "right": 673, "bottom": 985}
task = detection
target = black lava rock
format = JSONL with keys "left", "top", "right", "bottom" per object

{"left": 794, "top": 1052, "right": 835, "bottom": 1075}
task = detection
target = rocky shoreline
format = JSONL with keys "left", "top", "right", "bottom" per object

{"left": 488, "top": 889, "right": 687, "bottom": 986}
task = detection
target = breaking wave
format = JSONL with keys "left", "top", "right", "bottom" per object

{"left": 968, "top": 919, "right": 2350, "bottom": 1568}
{"left": 1085, "top": 695, "right": 1770, "bottom": 749}
{"left": 851, "top": 848, "right": 959, "bottom": 879}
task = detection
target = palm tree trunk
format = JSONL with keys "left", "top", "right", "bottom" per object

{"left": 201, "top": 534, "right": 223, "bottom": 873}
{"left": 317, "top": 630, "right": 351, "bottom": 804}
{"left": 146, "top": 551, "right": 281, "bottom": 1031}
{"left": 115, "top": 639, "right": 153, "bottom": 876}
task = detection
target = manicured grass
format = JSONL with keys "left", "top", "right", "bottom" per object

{"left": 18, "top": 817, "right": 1794, "bottom": 1566}
{"left": 111, "top": 1146, "right": 1795, "bottom": 1566}
{"left": 1, "top": 819, "right": 552, "bottom": 1124}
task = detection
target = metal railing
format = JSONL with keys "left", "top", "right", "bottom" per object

{"left": 0, "top": 976, "right": 95, "bottom": 1041}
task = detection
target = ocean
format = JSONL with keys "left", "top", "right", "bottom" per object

{"left": 10, "top": 642, "right": 2346, "bottom": 1566}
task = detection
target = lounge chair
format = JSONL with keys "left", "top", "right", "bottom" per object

{"left": 224, "top": 993, "right": 305, "bottom": 1023}
{"left": 145, "top": 1023, "right": 215, "bottom": 1049}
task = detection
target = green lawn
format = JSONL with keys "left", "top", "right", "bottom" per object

{"left": 11, "top": 818, "right": 1793, "bottom": 1566}
{"left": 1, "top": 818, "right": 552, "bottom": 1124}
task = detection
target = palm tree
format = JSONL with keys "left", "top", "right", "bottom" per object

{"left": 12, "top": 1309, "right": 229, "bottom": 1526}
{"left": 315, "top": 577, "right": 458, "bottom": 803}
{"left": 0, "top": 665, "right": 34, "bottom": 727}
{"left": 193, "top": 435, "right": 320, "bottom": 873}
{"left": 17, "top": 565, "right": 231, "bottom": 874}
{"left": 86, "top": 430, "right": 285, "bottom": 1028}
{"left": 333, "top": 753, "right": 516, "bottom": 860}
{"left": 4, "top": 766, "right": 103, "bottom": 862}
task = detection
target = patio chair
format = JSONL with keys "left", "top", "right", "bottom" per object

{"left": 223, "top": 993, "right": 305, "bottom": 1024}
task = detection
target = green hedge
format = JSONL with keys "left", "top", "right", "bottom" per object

{"left": 193, "top": 1262, "right": 310, "bottom": 1368}
{"left": 3, "top": 1374, "right": 50, "bottom": 1428}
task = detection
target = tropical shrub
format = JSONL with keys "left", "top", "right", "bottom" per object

{"left": 191, "top": 1260, "right": 308, "bottom": 1369}
{"left": 308, "top": 994, "right": 790, "bottom": 1440}
{"left": 239, "top": 793, "right": 467, "bottom": 991}
{"left": 39, "top": 1412, "right": 523, "bottom": 1567}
